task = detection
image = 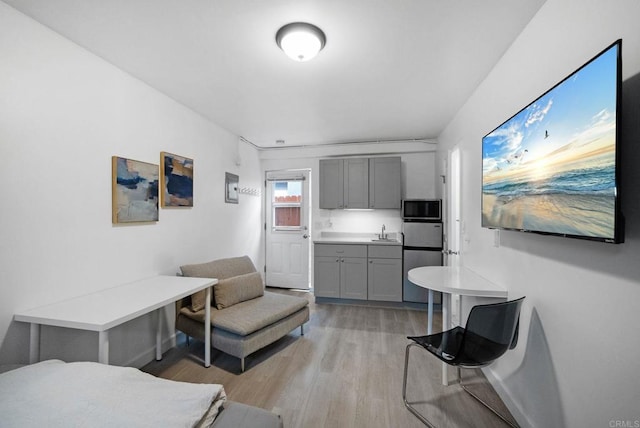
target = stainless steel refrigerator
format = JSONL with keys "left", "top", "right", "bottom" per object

{"left": 402, "top": 221, "right": 443, "bottom": 303}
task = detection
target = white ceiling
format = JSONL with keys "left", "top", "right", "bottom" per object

{"left": 4, "top": 0, "right": 546, "bottom": 148}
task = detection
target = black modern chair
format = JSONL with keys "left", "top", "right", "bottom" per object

{"left": 402, "top": 297, "right": 525, "bottom": 428}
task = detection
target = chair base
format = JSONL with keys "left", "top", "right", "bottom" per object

{"left": 403, "top": 343, "right": 437, "bottom": 427}
{"left": 458, "top": 367, "right": 519, "bottom": 428}
{"left": 403, "top": 343, "right": 519, "bottom": 428}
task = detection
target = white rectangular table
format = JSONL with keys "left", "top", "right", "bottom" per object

{"left": 408, "top": 266, "right": 508, "bottom": 385}
{"left": 14, "top": 275, "right": 217, "bottom": 367}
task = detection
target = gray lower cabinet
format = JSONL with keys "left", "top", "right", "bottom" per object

{"left": 367, "top": 245, "right": 402, "bottom": 302}
{"left": 339, "top": 257, "right": 368, "bottom": 299}
{"left": 313, "top": 256, "right": 341, "bottom": 298}
{"left": 314, "top": 244, "right": 367, "bottom": 300}
{"left": 314, "top": 243, "right": 402, "bottom": 302}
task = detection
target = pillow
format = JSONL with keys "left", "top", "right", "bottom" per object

{"left": 189, "top": 288, "right": 210, "bottom": 312}
{"left": 180, "top": 257, "right": 258, "bottom": 312}
{"left": 180, "top": 260, "right": 218, "bottom": 312}
{"left": 214, "top": 272, "right": 264, "bottom": 309}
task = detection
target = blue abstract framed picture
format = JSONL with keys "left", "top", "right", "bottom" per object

{"left": 111, "top": 156, "right": 159, "bottom": 223}
{"left": 160, "top": 152, "right": 194, "bottom": 207}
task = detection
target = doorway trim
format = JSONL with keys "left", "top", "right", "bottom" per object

{"left": 264, "top": 169, "right": 312, "bottom": 289}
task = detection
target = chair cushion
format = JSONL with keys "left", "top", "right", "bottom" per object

{"left": 180, "top": 256, "right": 257, "bottom": 311}
{"left": 214, "top": 272, "right": 264, "bottom": 309}
{"left": 179, "top": 291, "right": 308, "bottom": 336}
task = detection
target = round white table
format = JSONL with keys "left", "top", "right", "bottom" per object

{"left": 408, "top": 265, "right": 508, "bottom": 385}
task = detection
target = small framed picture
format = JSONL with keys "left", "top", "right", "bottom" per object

{"left": 225, "top": 172, "right": 239, "bottom": 204}
{"left": 160, "top": 152, "right": 193, "bottom": 207}
{"left": 112, "top": 156, "right": 159, "bottom": 223}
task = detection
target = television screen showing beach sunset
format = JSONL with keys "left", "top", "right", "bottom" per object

{"left": 482, "top": 41, "right": 621, "bottom": 242}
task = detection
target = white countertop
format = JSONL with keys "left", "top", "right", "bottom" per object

{"left": 313, "top": 231, "right": 402, "bottom": 246}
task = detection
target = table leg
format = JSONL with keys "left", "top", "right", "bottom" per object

{"left": 455, "top": 295, "right": 463, "bottom": 383}
{"left": 98, "top": 330, "right": 109, "bottom": 364}
{"left": 204, "top": 287, "right": 211, "bottom": 368}
{"left": 427, "top": 289, "right": 434, "bottom": 335}
{"left": 156, "top": 308, "right": 162, "bottom": 361}
{"left": 441, "top": 292, "right": 451, "bottom": 386}
{"left": 29, "top": 323, "right": 40, "bottom": 364}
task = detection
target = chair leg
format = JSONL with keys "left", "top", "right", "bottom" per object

{"left": 240, "top": 358, "right": 245, "bottom": 373}
{"left": 403, "top": 343, "right": 437, "bottom": 428}
{"left": 300, "top": 324, "right": 304, "bottom": 336}
{"left": 458, "top": 367, "right": 519, "bottom": 428}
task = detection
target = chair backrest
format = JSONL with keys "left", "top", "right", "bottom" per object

{"left": 176, "top": 256, "right": 257, "bottom": 313}
{"left": 452, "top": 297, "right": 525, "bottom": 367}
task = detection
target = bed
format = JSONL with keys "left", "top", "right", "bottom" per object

{"left": 0, "top": 360, "right": 282, "bottom": 428}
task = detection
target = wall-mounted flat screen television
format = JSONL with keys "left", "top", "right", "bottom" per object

{"left": 482, "top": 40, "right": 623, "bottom": 243}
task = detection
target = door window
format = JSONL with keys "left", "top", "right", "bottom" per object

{"left": 272, "top": 180, "right": 302, "bottom": 230}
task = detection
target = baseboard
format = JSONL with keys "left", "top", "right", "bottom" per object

{"left": 483, "top": 366, "right": 534, "bottom": 428}
{"left": 123, "top": 333, "right": 178, "bottom": 369}
{"left": 314, "top": 296, "right": 438, "bottom": 311}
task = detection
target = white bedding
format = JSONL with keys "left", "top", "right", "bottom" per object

{"left": 0, "top": 360, "right": 226, "bottom": 428}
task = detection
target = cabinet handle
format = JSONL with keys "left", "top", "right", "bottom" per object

{"left": 341, "top": 258, "right": 345, "bottom": 262}
{"left": 369, "top": 260, "right": 373, "bottom": 263}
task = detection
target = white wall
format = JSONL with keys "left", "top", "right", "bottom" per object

{"left": 0, "top": 4, "right": 263, "bottom": 366}
{"left": 260, "top": 143, "right": 438, "bottom": 239}
{"left": 437, "top": 1, "right": 640, "bottom": 427}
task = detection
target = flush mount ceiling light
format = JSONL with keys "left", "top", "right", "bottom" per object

{"left": 275, "top": 22, "right": 326, "bottom": 62}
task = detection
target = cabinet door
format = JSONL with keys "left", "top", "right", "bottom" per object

{"left": 340, "top": 257, "right": 368, "bottom": 300}
{"left": 314, "top": 256, "right": 341, "bottom": 298}
{"left": 319, "top": 159, "right": 344, "bottom": 209}
{"left": 369, "top": 157, "right": 401, "bottom": 209}
{"left": 343, "top": 158, "right": 369, "bottom": 209}
{"left": 368, "top": 258, "right": 402, "bottom": 302}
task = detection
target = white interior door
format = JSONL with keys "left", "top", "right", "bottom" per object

{"left": 444, "top": 147, "right": 461, "bottom": 267}
{"left": 443, "top": 146, "right": 462, "bottom": 331}
{"left": 265, "top": 170, "right": 311, "bottom": 289}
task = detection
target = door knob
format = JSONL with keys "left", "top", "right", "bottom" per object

{"left": 302, "top": 234, "right": 309, "bottom": 239}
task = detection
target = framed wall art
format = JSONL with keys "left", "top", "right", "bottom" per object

{"left": 111, "top": 156, "right": 159, "bottom": 223}
{"left": 160, "top": 151, "right": 193, "bottom": 207}
{"left": 225, "top": 172, "right": 239, "bottom": 204}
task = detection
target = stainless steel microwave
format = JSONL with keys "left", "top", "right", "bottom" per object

{"left": 402, "top": 199, "right": 441, "bottom": 221}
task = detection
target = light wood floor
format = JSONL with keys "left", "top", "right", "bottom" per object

{"left": 142, "top": 288, "right": 518, "bottom": 428}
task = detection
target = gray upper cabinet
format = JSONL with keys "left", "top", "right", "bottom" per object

{"left": 343, "top": 158, "right": 369, "bottom": 209}
{"left": 319, "top": 156, "right": 401, "bottom": 210}
{"left": 369, "top": 157, "right": 401, "bottom": 209}
{"left": 319, "top": 158, "right": 344, "bottom": 209}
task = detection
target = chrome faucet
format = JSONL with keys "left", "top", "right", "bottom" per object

{"left": 380, "top": 224, "right": 386, "bottom": 239}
